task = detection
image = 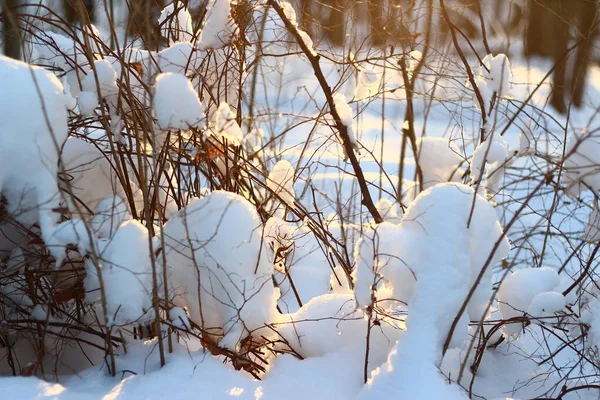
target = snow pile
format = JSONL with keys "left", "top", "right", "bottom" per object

{"left": 153, "top": 72, "right": 205, "bottom": 130}
{"left": 497, "top": 267, "right": 567, "bottom": 337}
{"left": 97, "top": 220, "right": 154, "bottom": 326}
{"left": 157, "top": 42, "right": 199, "bottom": 75}
{"left": 158, "top": 2, "right": 194, "bottom": 45}
{"left": 207, "top": 102, "right": 243, "bottom": 145}
{"left": 562, "top": 129, "right": 600, "bottom": 197}
{"left": 470, "top": 134, "right": 511, "bottom": 195}
{"left": 417, "top": 137, "right": 464, "bottom": 189}
{"left": 60, "top": 137, "right": 138, "bottom": 219}
{"left": 273, "top": 293, "right": 401, "bottom": 367}
{"left": 360, "top": 183, "right": 509, "bottom": 399}
{"left": 280, "top": 1, "right": 317, "bottom": 56}
{"left": 198, "top": 0, "right": 237, "bottom": 49}
{"left": 0, "top": 55, "right": 68, "bottom": 248}
{"left": 79, "top": 59, "right": 119, "bottom": 113}
{"left": 355, "top": 183, "right": 509, "bottom": 322}
{"left": 374, "top": 198, "right": 402, "bottom": 223}
{"left": 161, "top": 191, "right": 279, "bottom": 349}
{"left": 583, "top": 203, "right": 600, "bottom": 242}
{"left": 354, "top": 67, "right": 380, "bottom": 99}
{"left": 353, "top": 222, "right": 410, "bottom": 309}
{"left": 473, "top": 53, "right": 512, "bottom": 111}
{"left": 31, "top": 30, "right": 88, "bottom": 75}
{"left": 579, "top": 290, "right": 600, "bottom": 357}
{"left": 267, "top": 160, "right": 296, "bottom": 207}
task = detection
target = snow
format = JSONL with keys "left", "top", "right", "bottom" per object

{"left": 583, "top": 203, "right": 600, "bottom": 242}
{"left": 161, "top": 191, "right": 279, "bottom": 350}
{"left": 563, "top": 129, "right": 600, "bottom": 197}
{"left": 354, "top": 68, "right": 380, "bottom": 100}
{"left": 207, "top": 102, "right": 243, "bottom": 145}
{"left": 60, "top": 137, "right": 136, "bottom": 219}
{"left": 470, "top": 134, "right": 512, "bottom": 196}
{"left": 280, "top": 1, "right": 317, "bottom": 56}
{"left": 158, "top": 2, "right": 194, "bottom": 45}
{"left": 157, "top": 41, "right": 197, "bottom": 74}
{"left": 265, "top": 218, "right": 332, "bottom": 312}
{"left": 360, "top": 183, "right": 510, "bottom": 399}
{"left": 90, "top": 196, "right": 132, "bottom": 239}
{"left": 99, "top": 220, "right": 154, "bottom": 326}
{"left": 332, "top": 93, "right": 358, "bottom": 154}
{"left": 354, "top": 183, "right": 509, "bottom": 326}
{"left": 198, "top": 0, "right": 236, "bottom": 49}
{"left": 473, "top": 53, "right": 513, "bottom": 111}
{"left": 153, "top": 72, "right": 205, "bottom": 130}
{"left": 497, "top": 267, "right": 566, "bottom": 337}
{"left": 0, "top": 55, "right": 68, "bottom": 248}
{"left": 267, "top": 160, "right": 295, "bottom": 206}
{"left": 3, "top": 5, "right": 600, "bottom": 399}
{"left": 374, "top": 198, "right": 402, "bottom": 223}
{"left": 77, "top": 90, "right": 98, "bottom": 115}
{"left": 417, "top": 137, "right": 464, "bottom": 189}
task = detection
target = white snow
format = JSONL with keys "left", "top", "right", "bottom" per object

{"left": 563, "top": 129, "right": 600, "bottom": 197}
{"left": 280, "top": 1, "right": 317, "bottom": 56}
{"left": 207, "top": 102, "right": 243, "bottom": 145}
{"left": 417, "top": 137, "right": 464, "bottom": 189}
{"left": 99, "top": 220, "right": 154, "bottom": 326}
{"left": 153, "top": 72, "right": 205, "bottom": 130}
{"left": 497, "top": 267, "right": 566, "bottom": 337}
{"left": 198, "top": 0, "right": 237, "bottom": 49}
{"left": 161, "top": 191, "right": 279, "bottom": 350}
{"left": 267, "top": 160, "right": 296, "bottom": 206}
{"left": 158, "top": 2, "right": 194, "bottom": 45}
{"left": 0, "top": 55, "right": 68, "bottom": 249}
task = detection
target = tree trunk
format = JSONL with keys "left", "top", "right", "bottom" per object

{"left": 2, "top": 0, "right": 21, "bottom": 60}
{"left": 571, "top": 0, "right": 598, "bottom": 107}
{"left": 64, "top": 0, "right": 94, "bottom": 25}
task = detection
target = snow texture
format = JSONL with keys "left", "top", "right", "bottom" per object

{"left": 0, "top": 55, "right": 68, "bottom": 251}
{"left": 497, "top": 267, "right": 566, "bottom": 337}
{"left": 198, "top": 0, "right": 237, "bottom": 49}
{"left": 158, "top": 2, "right": 194, "bottom": 45}
{"left": 153, "top": 72, "right": 205, "bottom": 130}
{"left": 161, "top": 191, "right": 279, "bottom": 349}
{"left": 267, "top": 160, "right": 296, "bottom": 206}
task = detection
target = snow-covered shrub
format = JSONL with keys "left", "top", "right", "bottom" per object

{"left": 0, "top": 55, "right": 68, "bottom": 246}
{"left": 3, "top": 2, "right": 600, "bottom": 399}
{"left": 161, "top": 191, "right": 279, "bottom": 350}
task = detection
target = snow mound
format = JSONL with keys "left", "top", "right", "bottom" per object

{"left": 198, "top": 0, "right": 237, "bottom": 49}
{"left": 267, "top": 160, "right": 296, "bottom": 207}
{"left": 100, "top": 220, "right": 154, "bottom": 326}
{"left": 153, "top": 72, "right": 205, "bottom": 130}
{"left": 563, "top": 129, "right": 600, "bottom": 197}
{"left": 360, "top": 183, "right": 509, "bottom": 399}
{"left": 0, "top": 55, "right": 68, "bottom": 249}
{"left": 497, "top": 267, "right": 566, "bottom": 337}
{"left": 161, "top": 191, "right": 278, "bottom": 349}
{"left": 207, "top": 102, "right": 243, "bottom": 145}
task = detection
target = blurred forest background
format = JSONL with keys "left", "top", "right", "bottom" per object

{"left": 1, "top": 0, "right": 599, "bottom": 113}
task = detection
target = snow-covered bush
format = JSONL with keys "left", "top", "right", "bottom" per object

{"left": 2, "top": 1, "right": 600, "bottom": 399}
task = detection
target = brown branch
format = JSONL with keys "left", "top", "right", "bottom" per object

{"left": 266, "top": 0, "right": 383, "bottom": 223}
